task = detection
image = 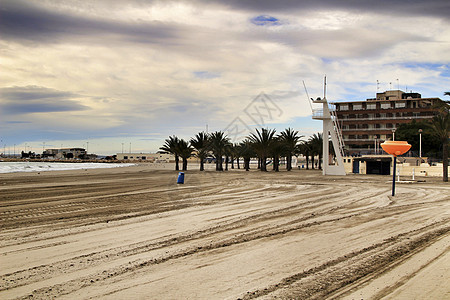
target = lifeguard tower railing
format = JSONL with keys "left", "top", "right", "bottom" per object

{"left": 312, "top": 105, "right": 345, "bottom": 157}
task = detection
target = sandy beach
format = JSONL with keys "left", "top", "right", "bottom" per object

{"left": 0, "top": 164, "right": 449, "bottom": 299}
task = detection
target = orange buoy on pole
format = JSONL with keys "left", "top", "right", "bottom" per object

{"left": 381, "top": 141, "right": 411, "bottom": 196}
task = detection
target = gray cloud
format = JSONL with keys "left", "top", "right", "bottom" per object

{"left": 206, "top": 0, "right": 450, "bottom": 19}
{"left": 0, "top": 86, "right": 89, "bottom": 114}
{"left": 0, "top": 0, "right": 180, "bottom": 45}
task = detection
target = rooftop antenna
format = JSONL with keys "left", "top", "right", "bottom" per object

{"left": 323, "top": 75, "right": 327, "bottom": 99}
{"left": 302, "top": 80, "right": 314, "bottom": 112}
{"left": 377, "top": 80, "right": 380, "bottom": 92}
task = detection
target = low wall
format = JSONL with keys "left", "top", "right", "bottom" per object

{"left": 396, "top": 163, "right": 446, "bottom": 178}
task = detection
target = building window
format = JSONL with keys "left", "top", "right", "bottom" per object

{"left": 381, "top": 102, "right": 390, "bottom": 109}
{"left": 124, "top": 156, "right": 128, "bottom": 159}
{"left": 340, "top": 105, "right": 348, "bottom": 111}
{"left": 395, "top": 102, "right": 406, "bottom": 108}
{"left": 367, "top": 103, "right": 376, "bottom": 109}
{"left": 353, "top": 104, "right": 363, "bottom": 110}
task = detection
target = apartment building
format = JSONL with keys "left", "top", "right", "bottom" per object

{"left": 332, "top": 90, "right": 443, "bottom": 155}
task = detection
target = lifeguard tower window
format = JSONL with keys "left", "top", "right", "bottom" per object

{"left": 366, "top": 161, "right": 390, "bottom": 175}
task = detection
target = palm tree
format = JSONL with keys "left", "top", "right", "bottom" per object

{"left": 224, "top": 142, "right": 233, "bottom": 171}
{"left": 231, "top": 143, "right": 240, "bottom": 169}
{"left": 270, "top": 137, "right": 285, "bottom": 172}
{"left": 248, "top": 128, "right": 277, "bottom": 172}
{"left": 298, "top": 141, "right": 311, "bottom": 169}
{"left": 279, "top": 128, "right": 304, "bottom": 171}
{"left": 190, "top": 132, "right": 209, "bottom": 171}
{"left": 176, "top": 139, "right": 193, "bottom": 171}
{"left": 429, "top": 100, "right": 449, "bottom": 182}
{"left": 160, "top": 135, "right": 180, "bottom": 170}
{"left": 309, "top": 133, "right": 323, "bottom": 169}
{"left": 239, "top": 139, "right": 253, "bottom": 171}
{"left": 209, "top": 131, "right": 229, "bottom": 171}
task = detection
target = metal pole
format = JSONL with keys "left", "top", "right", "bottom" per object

{"left": 392, "top": 156, "right": 397, "bottom": 196}
{"left": 419, "top": 129, "right": 422, "bottom": 159}
{"left": 374, "top": 139, "right": 377, "bottom": 155}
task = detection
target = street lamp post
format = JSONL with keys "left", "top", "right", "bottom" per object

{"left": 391, "top": 128, "right": 396, "bottom": 141}
{"left": 381, "top": 141, "right": 411, "bottom": 196}
{"left": 418, "top": 129, "right": 422, "bottom": 159}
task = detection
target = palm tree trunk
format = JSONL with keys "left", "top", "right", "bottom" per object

{"left": 218, "top": 156, "right": 223, "bottom": 171}
{"left": 182, "top": 158, "right": 187, "bottom": 171}
{"left": 237, "top": 157, "right": 240, "bottom": 169}
{"left": 287, "top": 154, "right": 292, "bottom": 171}
{"left": 306, "top": 155, "right": 309, "bottom": 169}
{"left": 175, "top": 155, "right": 180, "bottom": 171}
{"left": 244, "top": 158, "right": 250, "bottom": 171}
{"left": 443, "top": 141, "right": 448, "bottom": 182}
{"left": 311, "top": 155, "right": 315, "bottom": 169}
{"left": 274, "top": 156, "right": 279, "bottom": 172}
{"left": 225, "top": 156, "right": 229, "bottom": 171}
{"left": 231, "top": 155, "right": 234, "bottom": 169}
{"left": 200, "top": 158, "right": 204, "bottom": 171}
{"left": 319, "top": 154, "right": 322, "bottom": 169}
{"left": 261, "top": 156, "right": 267, "bottom": 171}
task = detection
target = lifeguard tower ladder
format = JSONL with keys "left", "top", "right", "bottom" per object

{"left": 308, "top": 80, "right": 346, "bottom": 175}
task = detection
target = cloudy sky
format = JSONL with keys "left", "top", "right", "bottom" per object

{"left": 1, "top": 0, "right": 449, "bottom": 155}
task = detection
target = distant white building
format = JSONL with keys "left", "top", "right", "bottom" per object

{"left": 116, "top": 152, "right": 174, "bottom": 162}
{"left": 43, "top": 148, "right": 87, "bottom": 159}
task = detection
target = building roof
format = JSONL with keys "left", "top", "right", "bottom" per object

{"left": 331, "top": 97, "right": 441, "bottom": 105}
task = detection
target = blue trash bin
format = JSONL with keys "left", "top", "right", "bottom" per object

{"left": 177, "top": 172, "right": 185, "bottom": 184}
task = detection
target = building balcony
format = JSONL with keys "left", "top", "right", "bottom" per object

{"left": 343, "top": 138, "right": 384, "bottom": 142}
{"left": 342, "top": 128, "right": 394, "bottom": 132}
{"left": 338, "top": 115, "right": 433, "bottom": 122}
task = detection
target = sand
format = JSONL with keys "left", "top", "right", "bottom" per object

{"left": 0, "top": 164, "right": 449, "bottom": 299}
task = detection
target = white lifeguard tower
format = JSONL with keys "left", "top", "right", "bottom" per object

{"left": 307, "top": 79, "right": 346, "bottom": 175}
